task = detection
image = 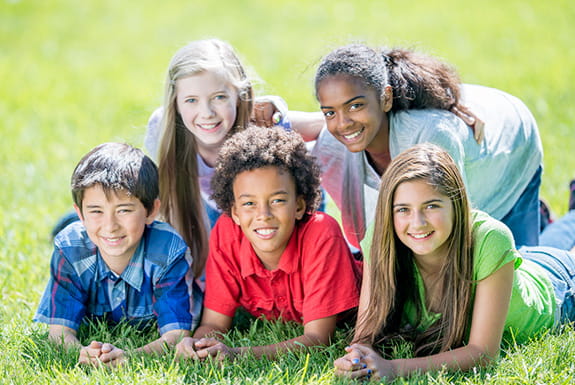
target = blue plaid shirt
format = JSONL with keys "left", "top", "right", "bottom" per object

{"left": 34, "top": 220, "right": 201, "bottom": 334}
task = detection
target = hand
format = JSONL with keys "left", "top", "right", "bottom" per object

{"left": 175, "top": 337, "right": 201, "bottom": 360}
{"left": 334, "top": 344, "right": 396, "bottom": 382}
{"left": 78, "top": 341, "right": 127, "bottom": 368}
{"left": 451, "top": 104, "right": 485, "bottom": 144}
{"left": 193, "top": 337, "right": 237, "bottom": 361}
{"left": 251, "top": 95, "right": 288, "bottom": 128}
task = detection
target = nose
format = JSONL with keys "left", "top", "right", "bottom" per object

{"left": 103, "top": 212, "right": 120, "bottom": 232}
{"left": 335, "top": 111, "right": 353, "bottom": 131}
{"left": 411, "top": 210, "right": 427, "bottom": 228}
{"left": 199, "top": 100, "right": 215, "bottom": 118}
{"left": 256, "top": 203, "right": 273, "bottom": 220}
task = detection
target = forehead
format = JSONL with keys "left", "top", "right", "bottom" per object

{"left": 82, "top": 185, "right": 139, "bottom": 206}
{"left": 317, "top": 74, "right": 377, "bottom": 103}
{"left": 175, "top": 71, "right": 233, "bottom": 94}
{"left": 393, "top": 179, "right": 448, "bottom": 203}
{"left": 232, "top": 166, "right": 295, "bottom": 194}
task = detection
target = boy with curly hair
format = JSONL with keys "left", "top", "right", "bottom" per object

{"left": 176, "top": 126, "right": 361, "bottom": 360}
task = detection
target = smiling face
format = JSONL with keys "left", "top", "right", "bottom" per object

{"left": 317, "top": 74, "right": 392, "bottom": 154}
{"left": 175, "top": 71, "right": 238, "bottom": 153}
{"left": 231, "top": 166, "right": 306, "bottom": 269}
{"left": 392, "top": 179, "right": 454, "bottom": 263}
{"left": 75, "top": 185, "right": 159, "bottom": 271}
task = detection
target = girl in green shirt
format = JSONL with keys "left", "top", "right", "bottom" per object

{"left": 334, "top": 143, "right": 575, "bottom": 381}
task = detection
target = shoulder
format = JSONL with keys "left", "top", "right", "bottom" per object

{"left": 472, "top": 210, "right": 517, "bottom": 276}
{"left": 297, "top": 212, "right": 344, "bottom": 237}
{"left": 53, "top": 221, "right": 96, "bottom": 261}
{"left": 143, "top": 221, "right": 189, "bottom": 266}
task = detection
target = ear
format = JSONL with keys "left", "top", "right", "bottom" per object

{"left": 230, "top": 203, "right": 241, "bottom": 226}
{"left": 145, "top": 199, "right": 161, "bottom": 225}
{"left": 295, "top": 196, "right": 306, "bottom": 220}
{"left": 73, "top": 203, "right": 85, "bottom": 222}
{"left": 380, "top": 85, "right": 393, "bottom": 113}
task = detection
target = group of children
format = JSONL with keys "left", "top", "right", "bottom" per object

{"left": 34, "top": 38, "right": 575, "bottom": 381}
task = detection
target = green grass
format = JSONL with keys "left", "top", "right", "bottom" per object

{"left": 1, "top": 0, "right": 574, "bottom": 383}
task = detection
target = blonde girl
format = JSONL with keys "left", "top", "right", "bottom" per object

{"left": 153, "top": 39, "right": 254, "bottom": 278}
{"left": 334, "top": 143, "right": 575, "bottom": 381}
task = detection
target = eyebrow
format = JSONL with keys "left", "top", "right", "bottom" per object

{"left": 393, "top": 198, "right": 444, "bottom": 208}
{"left": 237, "top": 190, "right": 289, "bottom": 199}
{"left": 320, "top": 95, "right": 366, "bottom": 109}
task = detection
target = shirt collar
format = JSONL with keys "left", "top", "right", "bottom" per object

{"left": 239, "top": 223, "right": 299, "bottom": 278}
{"left": 96, "top": 240, "right": 145, "bottom": 291}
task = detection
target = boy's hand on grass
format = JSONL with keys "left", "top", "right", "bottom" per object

{"left": 175, "top": 337, "right": 201, "bottom": 360}
{"left": 78, "top": 340, "right": 126, "bottom": 368}
{"left": 193, "top": 337, "right": 237, "bottom": 361}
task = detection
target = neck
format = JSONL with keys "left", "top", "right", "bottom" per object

{"left": 365, "top": 150, "right": 391, "bottom": 175}
{"left": 103, "top": 256, "right": 131, "bottom": 275}
{"left": 197, "top": 144, "right": 221, "bottom": 168}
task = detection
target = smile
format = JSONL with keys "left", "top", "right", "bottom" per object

{"left": 197, "top": 122, "right": 220, "bottom": 130}
{"left": 343, "top": 127, "right": 364, "bottom": 140}
{"left": 255, "top": 228, "right": 277, "bottom": 236}
{"left": 409, "top": 231, "right": 433, "bottom": 239}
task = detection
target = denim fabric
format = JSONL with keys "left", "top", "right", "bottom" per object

{"left": 501, "top": 166, "right": 542, "bottom": 247}
{"left": 519, "top": 246, "right": 575, "bottom": 324}
{"left": 539, "top": 210, "right": 575, "bottom": 251}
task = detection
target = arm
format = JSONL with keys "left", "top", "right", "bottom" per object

{"left": 352, "top": 256, "right": 372, "bottom": 343}
{"left": 287, "top": 111, "right": 324, "bottom": 142}
{"left": 336, "top": 261, "right": 514, "bottom": 381}
{"left": 48, "top": 324, "right": 81, "bottom": 347}
{"left": 186, "top": 308, "right": 337, "bottom": 360}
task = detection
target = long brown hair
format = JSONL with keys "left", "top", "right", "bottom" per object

{"left": 355, "top": 143, "right": 473, "bottom": 355}
{"left": 157, "top": 39, "right": 253, "bottom": 277}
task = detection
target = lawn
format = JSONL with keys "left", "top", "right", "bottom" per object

{"left": 1, "top": 0, "right": 574, "bottom": 383}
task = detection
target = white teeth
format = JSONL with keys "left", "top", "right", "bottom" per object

{"left": 411, "top": 232, "right": 432, "bottom": 239}
{"left": 256, "top": 228, "right": 276, "bottom": 235}
{"left": 343, "top": 129, "right": 363, "bottom": 140}
{"left": 199, "top": 123, "right": 218, "bottom": 129}
{"left": 105, "top": 237, "right": 121, "bottom": 242}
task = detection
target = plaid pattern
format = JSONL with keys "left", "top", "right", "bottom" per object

{"left": 35, "top": 221, "right": 200, "bottom": 334}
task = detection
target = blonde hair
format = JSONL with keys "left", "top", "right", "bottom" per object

{"left": 157, "top": 39, "right": 254, "bottom": 277}
{"left": 356, "top": 143, "right": 473, "bottom": 355}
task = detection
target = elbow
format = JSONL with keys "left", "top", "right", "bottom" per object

{"left": 465, "top": 343, "right": 499, "bottom": 367}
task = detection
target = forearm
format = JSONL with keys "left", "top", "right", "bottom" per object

{"left": 287, "top": 111, "right": 324, "bottom": 142}
{"left": 135, "top": 329, "right": 190, "bottom": 355}
{"left": 391, "top": 344, "right": 496, "bottom": 377}
{"left": 48, "top": 325, "right": 81, "bottom": 348}
{"left": 233, "top": 332, "right": 330, "bottom": 360}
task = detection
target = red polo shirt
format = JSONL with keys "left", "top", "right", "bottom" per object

{"left": 204, "top": 212, "right": 362, "bottom": 324}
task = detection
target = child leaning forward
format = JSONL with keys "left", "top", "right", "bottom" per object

{"left": 35, "top": 143, "right": 200, "bottom": 367}
{"left": 176, "top": 126, "right": 362, "bottom": 360}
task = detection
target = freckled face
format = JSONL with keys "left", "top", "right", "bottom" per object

{"left": 392, "top": 180, "right": 454, "bottom": 262}
{"left": 175, "top": 71, "right": 238, "bottom": 152}
{"left": 231, "top": 166, "right": 306, "bottom": 266}
{"left": 317, "top": 74, "right": 391, "bottom": 154}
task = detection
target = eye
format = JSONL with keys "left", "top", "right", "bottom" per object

{"left": 241, "top": 201, "right": 254, "bottom": 207}
{"left": 394, "top": 207, "right": 408, "bottom": 214}
{"left": 214, "top": 94, "right": 228, "bottom": 101}
{"left": 323, "top": 110, "right": 335, "bottom": 119}
{"left": 349, "top": 103, "right": 363, "bottom": 111}
{"left": 271, "top": 198, "right": 286, "bottom": 205}
{"left": 425, "top": 203, "right": 440, "bottom": 210}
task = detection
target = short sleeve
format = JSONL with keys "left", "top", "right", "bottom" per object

{"left": 472, "top": 211, "right": 519, "bottom": 281}
{"left": 301, "top": 215, "right": 361, "bottom": 323}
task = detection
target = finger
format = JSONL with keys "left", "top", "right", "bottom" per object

{"left": 334, "top": 367, "right": 372, "bottom": 379}
{"left": 101, "top": 343, "right": 114, "bottom": 353}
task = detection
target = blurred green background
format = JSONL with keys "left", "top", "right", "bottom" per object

{"left": 0, "top": 0, "right": 573, "bottom": 380}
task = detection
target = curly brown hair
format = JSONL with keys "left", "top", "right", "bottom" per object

{"left": 211, "top": 125, "right": 321, "bottom": 219}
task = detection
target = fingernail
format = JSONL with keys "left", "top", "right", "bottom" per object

{"left": 367, "top": 369, "right": 372, "bottom": 375}
{"left": 361, "top": 363, "right": 367, "bottom": 369}
{"left": 351, "top": 358, "right": 359, "bottom": 364}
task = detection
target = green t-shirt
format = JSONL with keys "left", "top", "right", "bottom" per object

{"left": 401, "top": 210, "right": 556, "bottom": 345}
